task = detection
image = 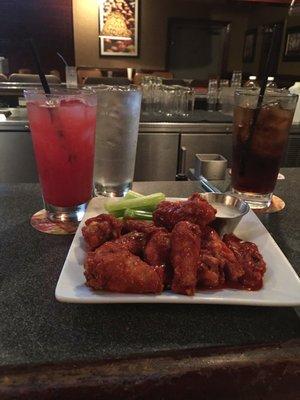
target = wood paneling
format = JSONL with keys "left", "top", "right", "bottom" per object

{"left": 0, "top": 0, "right": 74, "bottom": 79}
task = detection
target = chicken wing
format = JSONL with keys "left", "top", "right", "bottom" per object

{"left": 84, "top": 249, "right": 164, "bottom": 294}
{"left": 153, "top": 193, "right": 216, "bottom": 231}
{"left": 170, "top": 221, "right": 201, "bottom": 296}
{"left": 123, "top": 219, "right": 166, "bottom": 236}
{"left": 144, "top": 230, "right": 172, "bottom": 287}
{"left": 223, "top": 234, "right": 266, "bottom": 290}
{"left": 198, "top": 252, "right": 225, "bottom": 288}
{"left": 82, "top": 214, "right": 123, "bottom": 250}
{"left": 94, "top": 231, "right": 147, "bottom": 258}
{"left": 198, "top": 227, "right": 244, "bottom": 288}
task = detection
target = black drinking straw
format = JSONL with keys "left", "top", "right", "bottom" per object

{"left": 29, "top": 38, "right": 51, "bottom": 94}
{"left": 239, "top": 24, "right": 280, "bottom": 175}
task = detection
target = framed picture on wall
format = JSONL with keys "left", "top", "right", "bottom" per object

{"left": 99, "top": 0, "right": 139, "bottom": 57}
{"left": 283, "top": 26, "right": 300, "bottom": 61}
{"left": 243, "top": 29, "right": 257, "bottom": 63}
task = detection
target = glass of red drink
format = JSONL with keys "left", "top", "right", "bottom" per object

{"left": 231, "top": 89, "right": 297, "bottom": 209}
{"left": 24, "top": 89, "right": 97, "bottom": 223}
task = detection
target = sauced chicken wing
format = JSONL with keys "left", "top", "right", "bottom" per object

{"left": 170, "top": 221, "right": 201, "bottom": 296}
{"left": 198, "top": 252, "right": 225, "bottom": 288}
{"left": 223, "top": 234, "right": 266, "bottom": 290}
{"left": 144, "top": 230, "right": 171, "bottom": 266}
{"left": 123, "top": 219, "right": 166, "bottom": 236}
{"left": 84, "top": 249, "right": 164, "bottom": 294}
{"left": 82, "top": 214, "right": 123, "bottom": 250}
{"left": 153, "top": 193, "right": 216, "bottom": 231}
{"left": 144, "top": 230, "right": 172, "bottom": 287}
{"left": 198, "top": 227, "right": 244, "bottom": 288}
{"left": 94, "top": 231, "right": 147, "bottom": 257}
{"left": 82, "top": 193, "right": 267, "bottom": 296}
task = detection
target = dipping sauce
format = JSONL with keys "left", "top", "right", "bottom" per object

{"left": 212, "top": 203, "right": 242, "bottom": 219}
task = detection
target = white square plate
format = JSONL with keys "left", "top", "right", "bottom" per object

{"left": 55, "top": 197, "right": 300, "bottom": 306}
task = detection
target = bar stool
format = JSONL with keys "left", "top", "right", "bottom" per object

{"left": 152, "top": 71, "right": 173, "bottom": 79}
{"left": 50, "top": 70, "right": 61, "bottom": 81}
{"left": 190, "top": 79, "right": 207, "bottom": 88}
{"left": 83, "top": 77, "right": 131, "bottom": 85}
{"left": 162, "top": 79, "right": 187, "bottom": 86}
{"left": 133, "top": 72, "right": 148, "bottom": 85}
{"left": 77, "top": 67, "right": 102, "bottom": 85}
{"left": 9, "top": 74, "right": 61, "bottom": 84}
{"left": 18, "top": 69, "right": 32, "bottom": 74}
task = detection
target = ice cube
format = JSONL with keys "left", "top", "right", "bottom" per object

{"left": 233, "top": 106, "right": 253, "bottom": 142}
{"left": 252, "top": 106, "right": 292, "bottom": 158}
{"left": 44, "top": 99, "right": 59, "bottom": 108}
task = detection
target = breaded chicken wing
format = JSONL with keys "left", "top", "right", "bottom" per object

{"left": 84, "top": 249, "right": 164, "bottom": 294}
{"left": 170, "top": 221, "right": 201, "bottom": 296}
{"left": 82, "top": 214, "right": 123, "bottom": 250}
{"left": 153, "top": 193, "right": 216, "bottom": 231}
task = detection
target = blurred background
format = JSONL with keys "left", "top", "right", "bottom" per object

{"left": 0, "top": 0, "right": 298, "bottom": 86}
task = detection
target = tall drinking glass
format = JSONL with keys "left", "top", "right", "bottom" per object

{"left": 207, "top": 78, "right": 218, "bottom": 111}
{"left": 231, "top": 71, "right": 242, "bottom": 88}
{"left": 162, "top": 85, "right": 177, "bottom": 117}
{"left": 231, "top": 89, "right": 297, "bottom": 209}
{"left": 181, "top": 87, "right": 195, "bottom": 116}
{"left": 65, "top": 66, "right": 78, "bottom": 88}
{"left": 141, "top": 75, "right": 152, "bottom": 114}
{"left": 25, "top": 89, "right": 97, "bottom": 222}
{"left": 93, "top": 85, "right": 142, "bottom": 197}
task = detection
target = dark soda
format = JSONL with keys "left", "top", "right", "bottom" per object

{"left": 232, "top": 104, "right": 294, "bottom": 195}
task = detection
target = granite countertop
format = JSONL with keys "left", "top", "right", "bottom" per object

{"left": 0, "top": 173, "right": 299, "bottom": 398}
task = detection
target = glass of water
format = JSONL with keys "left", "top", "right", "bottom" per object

{"left": 92, "top": 85, "right": 142, "bottom": 197}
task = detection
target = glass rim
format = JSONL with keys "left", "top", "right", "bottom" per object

{"left": 23, "top": 87, "right": 96, "bottom": 97}
{"left": 235, "top": 87, "right": 298, "bottom": 99}
{"left": 82, "top": 84, "right": 141, "bottom": 93}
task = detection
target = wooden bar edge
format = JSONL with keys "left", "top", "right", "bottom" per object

{"left": 0, "top": 340, "right": 300, "bottom": 399}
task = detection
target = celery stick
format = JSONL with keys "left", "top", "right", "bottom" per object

{"left": 110, "top": 205, "right": 155, "bottom": 218}
{"left": 110, "top": 209, "right": 125, "bottom": 218}
{"left": 124, "top": 190, "right": 143, "bottom": 200}
{"left": 105, "top": 193, "right": 165, "bottom": 213}
{"left": 124, "top": 209, "right": 153, "bottom": 220}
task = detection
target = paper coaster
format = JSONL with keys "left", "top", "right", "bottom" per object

{"left": 30, "top": 209, "right": 78, "bottom": 235}
{"left": 254, "top": 195, "right": 285, "bottom": 214}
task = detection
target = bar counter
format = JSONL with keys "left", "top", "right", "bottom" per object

{"left": 0, "top": 107, "right": 300, "bottom": 183}
{"left": 0, "top": 170, "right": 299, "bottom": 399}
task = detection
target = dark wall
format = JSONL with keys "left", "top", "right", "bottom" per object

{"left": 0, "top": 0, "right": 74, "bottom": 79}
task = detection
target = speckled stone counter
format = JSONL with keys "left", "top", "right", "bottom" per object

{"left": 0, "top": 172, "right": 299, "bottom": 399}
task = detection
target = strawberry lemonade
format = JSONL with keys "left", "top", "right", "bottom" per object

{"left": 25, "top": 89, "right": 97, "bottom": 223}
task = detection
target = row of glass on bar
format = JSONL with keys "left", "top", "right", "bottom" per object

{"left": 207, "top": 71, "right": 242, "bottom": 114}
{"left": 141, "top": 75, "right": 195, "bottom": 117}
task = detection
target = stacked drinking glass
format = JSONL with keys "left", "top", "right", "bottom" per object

{"left": 140, "top": 75, "right": 195, "bottom": 117}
